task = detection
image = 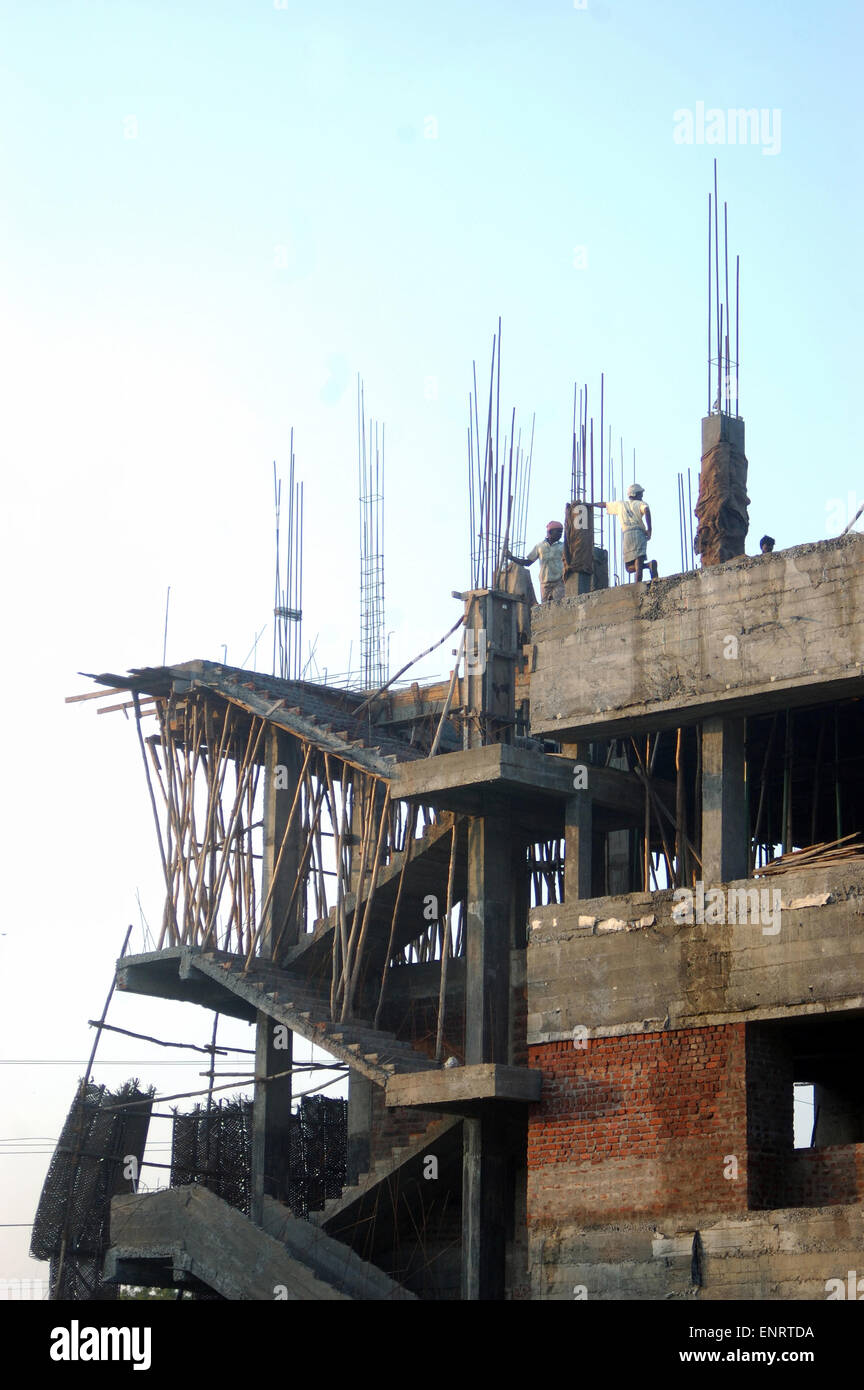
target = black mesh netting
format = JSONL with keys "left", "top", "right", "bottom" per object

{"left": 171, "top": 1098, "right": 254, "bottom": 1214}
{"left": 170, "top": 1093, "right": 346, "bottom": 1220}
{"left": 31, "top": 1079, "right": 153, "bottom": 1301}
{"left": 286, "top": 1095, "right": 347, "bottom": 1217}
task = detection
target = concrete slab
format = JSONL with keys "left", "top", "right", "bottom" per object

{"left": 390, "top": 743, "right": 663, "bottom": 825}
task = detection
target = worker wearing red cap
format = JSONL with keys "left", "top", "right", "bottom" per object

{"left": 507, "top": 521, "right": 565, "bottom": 603}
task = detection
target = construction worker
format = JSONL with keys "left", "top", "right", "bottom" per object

{"left": 599, "top": 484, "right": 658, "bottom": 582}
{"left": 507, "top": 521, "right": 565, "bottom": 603}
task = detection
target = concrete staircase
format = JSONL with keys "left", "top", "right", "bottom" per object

{"left": 189, "top": 951, "right": 441, "bottom": 1088}
{"left": 106, "top": 1185, "right": 414, "bottom": 1300}
{"left": 283, "top": 813, "right": 465, "bottom": 975}
{"left": 312, "top": 1114, "right": 462, "bottom": 1233}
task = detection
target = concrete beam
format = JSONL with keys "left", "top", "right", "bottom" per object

{"left": 390, "top": 743, "right": 664, "bottom": 826}
{"left": 385, "top": 1063, "right": 542, "bottom": 1110}
{"left": 530, "top": 533, "right": 864, "bottom": 741}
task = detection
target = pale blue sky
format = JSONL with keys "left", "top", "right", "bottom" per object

{"left": 1, "top": 0, "right": 861, "bottom": 1282}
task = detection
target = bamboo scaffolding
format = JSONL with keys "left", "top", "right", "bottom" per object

{"left": 375, "top": 803, "right": 419, "bottom": 1029}
{"left": 343, "top": 786, "right": 393, "bottom": 1020}
{"left": 435, "top": 822, "right": 460, "bottom": 1062}
{"left": 201, "top": 716, "right": 267, "bottom": 950}
{"left": 244, "top": 741, "right": 313, "bottom": 964}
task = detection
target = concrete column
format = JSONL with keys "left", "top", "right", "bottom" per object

{"left": 701, "top": 716, "right": 748, "bottom": 884}
{"left": 461, "top": 1112, "right": 507, "bottom": 1301}
{"left": 607, "top": 830, "right": 631, "bottom": 895}
{"left": 564, "top": 793, "right": 593, "bottom": 902}
{"left": 251, "top": 1012, "right": 293, "bottom": 1225}
{"left": 261, "top": 728, "right": 303, "bottom": 958}
{"left": 464, "top": 814, "right": 512, "bottom": 1065}
{"left": 252, "top": 729, "right": 301, "bottom": 1224}
{"left": 462, "top": 813, "right": 513, "bottom": 1300}
{"left": 463, "top": 591, "right": 517, "bottom": 750}
{"left": 347, "top": 1072, "right": 374, "bottom": 1185}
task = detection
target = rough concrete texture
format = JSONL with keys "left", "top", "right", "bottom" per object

{"left": 260, "top": 1196, "right": 415, "bottom": 1299}
{"left": 529, "top": 1204, "right": 864, "bottom": 1300}
{"left": 385, "top": 1062, "right": 541, "bottom": 1109}
{"left": 529, "top": 532, "right": 864, "bottom": 739}
{"left": 109, "top": 1186, "right": 350, "bottom": 1300}
{"left": 526, "top": 863, "right": 864, "bottom": 1043}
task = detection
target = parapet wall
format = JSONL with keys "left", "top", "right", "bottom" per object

{"left": 530, "top": 532, "right": 864, "bottom": 739}
{"left": 526, "top": 863, "right": 864, "bottom": 1042}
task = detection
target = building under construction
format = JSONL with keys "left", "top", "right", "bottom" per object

{"left": 66, "top": 474, "right": 864, "bottom": 1300}
{"left": 53, "top": 181, "right": 864, "bottom": 1301}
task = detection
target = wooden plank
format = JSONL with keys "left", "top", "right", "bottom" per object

{"left": 66, "top": 687, "right": 131, "bottom": 703}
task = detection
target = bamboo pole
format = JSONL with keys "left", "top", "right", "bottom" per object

{"left": 270, "top": 776, "right": 327, "bottom": 962}
{"left": 135, "top": 696, "right": 179, "bottom": 948}
{"left": 750, "top": 713, "right": 778, "bottom": 874}
{"left": 333, "top": 772, "right": 374, "bottom": 1013}
{"left": 342, "top": 785, "right": 392, "bottom": 1020}
{"left": 429, "top": 627, "right": 466, "bottom": 757}
{"left": 435, "top": 822, "right": 460, "bottom": 1061}
{"left": 202, "top": 715, "right": 266, "bottom": 951}
{"left": 374, "top": 802, "right": 419, "bottom": 1028}
{"left": 244, "top": 741, "right": 313, "bottom": 965}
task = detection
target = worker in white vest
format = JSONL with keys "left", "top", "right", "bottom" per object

{"left": 507, "top": 521, "right": 565, "bottom": 603}
{"left": 600, "top": 484, "right": 658, "bottom": 582}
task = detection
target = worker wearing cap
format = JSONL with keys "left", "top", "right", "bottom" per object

{"left": 600, "top": 484, "right": 658, "bottom": 582}
{"left": 507, "top": 521, "right": 565, "bottom": 603}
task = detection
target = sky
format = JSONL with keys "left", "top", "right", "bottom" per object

{"left": 1, "top": 0, "right": 861, "bottom": 1286}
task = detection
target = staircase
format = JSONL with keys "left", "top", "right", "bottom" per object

{"left": 313, "top": 1114, "right": 462, "bottom": 1232}
{"left": 284, "top": 813, "right": 466, "bottom": 975}
{"left": 189, "top": 951, "right": 442, "bottom": 1088}
{"left": 106, "top": 1185, "right": 414, "bottom": 1300}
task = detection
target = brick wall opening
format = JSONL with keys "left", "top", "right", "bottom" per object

{"left": 747, "top": 1015, "right": 864, "bottom": 1209}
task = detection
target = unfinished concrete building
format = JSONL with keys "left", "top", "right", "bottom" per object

{"left": 81, "top": 458, "right": 864, "bottom": 1299}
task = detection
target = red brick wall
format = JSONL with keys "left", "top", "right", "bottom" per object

{"left": 369, "top": 1089, "right": 436, "bottom": 1169}
{"left": 527, "top": 1025, "right": 749, "bottom": 1222}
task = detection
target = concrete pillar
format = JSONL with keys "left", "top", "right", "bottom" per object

{"left": 564, "top": 793, "right": 593, "bottom": 901}
{"left": 252, "top": 729, "right": 301, "bottom": 1223}
{"left": 464, "top": 814, "right": 512, "bottom": 1065}
{"left": 347, "top": 1073, "right": 374, "bottom": 1184}
{"left": 461, "top": 1112, "right": 508, "bottom": 1301}
{"left": 607, "top": 830, "right": 631, "bottom": 895}
{"left": 462, "top": 813, "right": 512, "bottom": 1300}
{"left": 463, "top": 591, "right": 517, "bottom": 750}
{"left": 251, "top": 1012, "right": 293, "bottom": 1225}
{"left": 694, "top": 413, "right": 749, "bottom": 566}
{"left": 261, "top": 728, "right": 303, "bottom": 958}
{"left": 701, "top": 716, "right": 748, "bottom": 884}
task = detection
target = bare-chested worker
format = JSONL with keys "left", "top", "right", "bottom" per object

{"left": 507, "top": 520, "right": 565, "bottom": 603}
{"left": 599, "top": 484, "right": 658, "bottom": 582}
